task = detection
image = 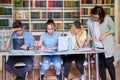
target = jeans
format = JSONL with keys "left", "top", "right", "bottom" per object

{"left": 64, "top": 54, "right": 85, "bottom": 78}
{"left": 40, "top": 55, "right": 62, "bottom": 75}
{"left": 99, "top": 53, "right": 116, "bottom": 80}
{"left": 5, "top": 56, "right": 33, "bottom": 77}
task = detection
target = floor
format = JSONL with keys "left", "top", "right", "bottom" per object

{"left": 0, "top": 60, "right": 120, "bottom": 80}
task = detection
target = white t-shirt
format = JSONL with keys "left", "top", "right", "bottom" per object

{"left": 94, "top": 22, "right": 103, "bottom": 48}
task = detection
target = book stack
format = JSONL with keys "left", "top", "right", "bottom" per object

{"left": 64, "top": 12, "right": 80, "bottom": 18}
{"left": 23, "top": 23, "right": 29, "bottom": 30}
{"left": 15, "top": 11, "right": 29, "bottom": 19}
{"left": 81, "top": 19, "right": 88, "bottom": 26}
{"left": 56, "top": 23, "right": 63, "bottom": 30}
{"left": 15, "top": 0, "right": 22, "bottom": 7}
{"left": 0, "top": 19, "right": 9, "bottom": 26}
{"left": 0, "top": 0, "right": 11, "bottom": 4}
{"left": 0, "top": 7, "right": 12, "bottom": 15}
{"left": 82, "top": 0, "right": 114, "bottom": 4}
{"left": 64, "top": 1, "right": 79, "bottom": 7}
{"left": 32, "top": 23, "right": 45, "bottom": 30}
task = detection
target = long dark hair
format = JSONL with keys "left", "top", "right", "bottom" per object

{"left": 45, "top": 19, "right": 55, "bottom": 32}
{"left": 91, "top": 6, "right": 105, "bottom": 23}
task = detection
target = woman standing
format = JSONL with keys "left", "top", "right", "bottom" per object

{"left": 86, "top": 6, "right": 116, "bottom": 80}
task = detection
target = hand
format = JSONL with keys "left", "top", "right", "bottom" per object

{"left": 20, "top": 44, "right": 28, "bottom": 50}
{"left": 99, "top": 34, "right": 106, "bottom": 41}
{"left": 40, "top": 46, "right": 46, "bottom": 51}
{"left": 9, "top": 28, "right": 17, "bottom": 37}
{"left": 47, "top": 46, "right": 57, "bottom": 50}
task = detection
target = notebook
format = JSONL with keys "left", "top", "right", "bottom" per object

{"left": 58, "top": 36, "right": 76, "bottom": 51}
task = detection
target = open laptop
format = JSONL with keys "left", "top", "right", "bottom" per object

{"left": 58, "top": 36, "right": 76, "bottom": 51}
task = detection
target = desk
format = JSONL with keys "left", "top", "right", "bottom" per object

{"left": 0, "top": 48, "right": 106, "bottom": 80}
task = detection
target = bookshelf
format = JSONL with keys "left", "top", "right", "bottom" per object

{"left": 80, "top": 0, "right": 114, "bottom": 29}
{"left": 0, "top": 0, "right": 13, "bottom": 29}
{"left": 0, "top": 0, "right": 115, "bottom": 33}
{"left": 12, "top": 0, "right": 80, "bottom": 33}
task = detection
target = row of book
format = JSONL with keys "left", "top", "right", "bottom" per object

{"left": 31, "top": 23, "right": 63, "bottom": 30}
{"left": 15, "top": 0, "right": 29, "bottom": 7}
{"left": 24, "top": 23, "right": 72, "bottom": 31}
{"left": 15, "top": 11, "right": 80, "bottom": 19}
{"left": 81, "top": 7, "right": 114, "bottom": 16}
{"left": 15, "top": 0, "right": 79, "bottom": 8}
{"left": 15, "top": 11, "right": 29, "bottom": 19}
{"left": 81, "top": 0, "right": 114, "bottom": 4}
{"left": 15, "top": 0, "right": 114, "bottom": 8}
{"left": 0, "top": 19, "right": 9, "bottom": 26}
{"left": 0, "top": 7, "right": 12, "bottom": 15}
{"left": 0, "top": 18, "right": 12, "bottom": 27}
{"left": 48, "top": 1, "right": 63, "bottom": 7}
{"left": 0, "top": 0, "right": 11, "bottom": 4}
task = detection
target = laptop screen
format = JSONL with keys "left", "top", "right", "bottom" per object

{"left": 58, "top": 36, "right": 76, "bottom": 51}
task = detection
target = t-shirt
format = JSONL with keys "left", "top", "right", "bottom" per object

{"left": 10, "top": 32, "right": 35, "bottom": 50}
{"left": 40, "top": 31, "right": 61, "bottom": 49}
{"left": 68, "top": 30, "right": 87, "bottom": 47}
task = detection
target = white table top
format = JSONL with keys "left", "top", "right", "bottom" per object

{"left": 0, "top": 48, "right": 106, "bottom": 56}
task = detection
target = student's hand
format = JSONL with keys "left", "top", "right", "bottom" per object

{"left": 9, "top": 28, "right": 17, "bottom": 37}
{"left": 74, "top": 45, "right": 79, "bottom": 50}
{"left": 99, "top": 34, "right": 106, "bottom": 41}
{"left": 21, "top": 44, "right": 28, "bottom": 50}
{"left": 40, "top": 46, "right": 46, "bottom": 51}
{"left": 48, "top": 46, "right": 57, "bottom": 50}
{"left": 84, "top": 37, "right": 91, "bottom": 45}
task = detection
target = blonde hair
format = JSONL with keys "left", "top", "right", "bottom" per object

{"left": 70, "top": 24, "right": 85, "bottom": 35}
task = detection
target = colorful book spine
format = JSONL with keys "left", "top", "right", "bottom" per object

{"left": 0, "top": 7, "right": 5, "bottom": 15}
{"left": 48, "top": 0, "right": 53, "bottom": 7}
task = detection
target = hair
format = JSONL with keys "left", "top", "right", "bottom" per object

{"left": 91, "top": 6, "right": 105, "bottom": 23}
{"left": 45, "top": 19, "right": 55, "bottom": 32}
{"left": 12, "top": 20, "right": 23, "bottom": 28}
{"left": 70, "top": 20, "right": 84, "bottom": 35}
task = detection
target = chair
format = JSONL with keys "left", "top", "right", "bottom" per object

{"left": 39, "top": 57, "right": 63, "bottom": 80}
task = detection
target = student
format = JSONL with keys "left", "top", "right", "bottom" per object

{"left": 5, "top": 20, "right": 35, "bottom": 80}
{"left": 64, "top": 21, "right": 87, "bottom": 80}
{"left": 36, "top": 19, "right": 62, "bottom": 80}
{"left": 86, "top": 6, "right": 116, "bottom": 80}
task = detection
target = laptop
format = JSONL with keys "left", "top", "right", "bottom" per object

{"left": 58, "top": 36, "right": 76, "bottom": 51}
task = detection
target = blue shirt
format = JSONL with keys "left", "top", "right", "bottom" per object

{"left": 10, "top": 32, "right": 35, "bottom": 50}
{"left": 40, "top": 31, "right": 61, "bottom": 49}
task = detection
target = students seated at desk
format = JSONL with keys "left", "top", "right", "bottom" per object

{"left": 36, "top": 19, "right": 62, "bottom": 80}
{"left": 5, "top": 20, "right": 36, "bottom": 80}
{"left": 63, "top": 21, "right": 87, "bottom": 80}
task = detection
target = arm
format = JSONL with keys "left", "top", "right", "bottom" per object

{"left": 5, "top": 29, "right": 17, "bottom": 50}
{"left": 76, "top": 35, "right": 85, "bottom": 48}
{"left": 76, "top": 31, "right": 87, "bottom": 48}
{"left": 99, "top": 31, "right": 113, "bottom": 41}
{"left": 99, "top": 16, "right": 115, "bottom": 41}
{"left": 36, "top": 39, "right": 46, "bottom": 51}
{"left": 48, "top": 46, "right": 58, "bottom": 50}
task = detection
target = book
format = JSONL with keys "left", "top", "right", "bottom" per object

{"left": 0, "top": 19, "right": 9, "bottom": 26}
{"left": 48, "top": 0, "right": 53, "bottom": 7}
{"left": 4, "top": 8, "right": 12, "bottom": 15}
{"left": 13, "top": 38, "right": 25, "bottom": 50}
{"left": 39, "top": 1, "right": 46, "bottom": 7}
{"left": 0, "top": 7, "right": 5, "bottom": 15}
{"left": 23, "top": 1, "right": 29, "bottom": 7}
